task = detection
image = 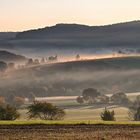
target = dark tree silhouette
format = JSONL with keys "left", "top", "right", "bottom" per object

{"left": 27, "top": 102, "right": 65, "bottom": 120}
{"left": 100, "top": 108, "right": 115, "bottom": 121}
{"left": 0, "top": 61, "right": 8, "bottom": 73}
{"left": 82, "top": 88, "right": 100, "bottom": 101}
{"left": 0, "top": 105, "right": 20, "bottom": 120}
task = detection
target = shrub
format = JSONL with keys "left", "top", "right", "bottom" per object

{"left": 0, "top": 105, "right": 20, "bottom": 120}
{"left": 76, "top": 96, "right": 84, "bottom": 104}
{"left": 27, "top": 102, "right": 65, "bottom": 120}
{"left": 134, "top": 107, "right": 140, "bottom": 121}
{"left": 129, "top": 96, "right": 140, "bottom": 120}
{"left": 100, "top": 108, "right": 115, "bottom": 121}
{"left": 110, "top": 92, "right": 131, "bottom": 106}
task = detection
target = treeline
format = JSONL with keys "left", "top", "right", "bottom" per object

{"left": 76, "top": 88, "right": 131, "bottom": 106}
{"left": 0, "top": 102, "right": 65, "bottom": 121}
{"left": 77, "top": 88, "right": 140, "bottom": 121}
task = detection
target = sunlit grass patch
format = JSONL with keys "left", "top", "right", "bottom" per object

{"left": 0, "top": 120, "right": 140, "bottom": 125}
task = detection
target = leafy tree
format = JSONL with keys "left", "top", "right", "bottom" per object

{"left": 34, "top": 59, "right": 40, "bottom": 65}
{"left": 129, "top": 96, "right": 140, "bottom": 120}
{"left": 82, "top": 88, "right": 100, "bottom": 101}
{"left": 0, "top": 105, "right": 20, "bottom": 120}
{"left": 110, "top": 92, "right": 130, "bottom": 105}
{"left": 100, "top": 108, "right": 115, "bottom": 121}
{"left": 0, "top": 61, "right": 8, "bottom": 73}
{"left": 27, "top": 58, "right": 34, "bottom": 65}
{"left": 76, "top": 54, "right": 80, "bottom": 60}
{"left": 27, "top": 102, "right": 65, "bottom": 120}
{"left": 76, "top": 96, "right": 84, "bottom": 104}
{"left": 134, "top": 107, "right": 140, "bottom": 121}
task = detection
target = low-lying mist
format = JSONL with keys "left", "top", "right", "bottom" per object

{"left": 0, "top": 58, "right": 140, "bottom": 98}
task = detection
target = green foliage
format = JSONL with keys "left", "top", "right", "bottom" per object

{"left": 0, "top": 105, "right": 20, "bottom": 120}
{"left": 134, "top": 107, "right": 140, "bottom": 121}
{"left": 27, "top": 102, "right": 65, "bottom": 120}
{"left": 82, "top": 88, "right": 100, "bottom": 101}
{"left": 129, "top": 96, "right": 140, "bottom": 121}
{"left": 111, "top": 92, "right": 131, "bottom": 105}
{"left": 0, "top": 61, "right": 8, "bottom": 73}
{"left": 100, "top": 108, "right": 115, "bottom": 121}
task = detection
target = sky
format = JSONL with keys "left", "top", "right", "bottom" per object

{"left": 0, "top": 0, "right": 140, "bottom": 31}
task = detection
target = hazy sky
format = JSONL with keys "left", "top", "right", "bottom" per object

{"left": 0, "top": 0, "right": 140, "bottom": 31}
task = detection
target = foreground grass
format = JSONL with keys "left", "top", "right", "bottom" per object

{"left": 0, "top": 120, "right": 140, "bottom": 125}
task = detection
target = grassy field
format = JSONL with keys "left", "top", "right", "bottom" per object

{"left": 1, "top": 94, "right": 137, "bottom": 140}
{"left": 34, "top": 93, "right": 140, "bottom": 121}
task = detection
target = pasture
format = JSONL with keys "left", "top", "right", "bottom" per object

{"left": 19, "top": 92, "right": 140, "bottom": 121}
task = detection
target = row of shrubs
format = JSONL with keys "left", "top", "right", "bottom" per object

{"left": 0, "top": 102, "right": 65, "bottom": 121}
{"left": 1, "top": 101, "right": 140, "bottom": 121}
{"left": 77, "top": 88, "right": 131, "bottom": 106}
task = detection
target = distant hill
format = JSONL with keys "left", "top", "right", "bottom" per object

{"left": 0, "top": 32, "right": 17, "bottom": 40}
{"left": 15, "top": 21, "right": 140, "bottom": 47}
{"left": 0, "top": 50, "right": 27, "bottom": 63}
{"left": 1, "top": 21, "right": 140, "bottom": 56}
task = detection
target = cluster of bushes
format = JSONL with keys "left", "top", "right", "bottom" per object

{"left": 77, "top": 88, "right": 131, "bottom": 106}
{"left": 77, "top": 88, "right": 109, "bottom": 105}
{"left": 0, "top": 102, "right": 65, "bottom": 121}
{"left": 76, "top": 88, "right": 140, "bottom": 121}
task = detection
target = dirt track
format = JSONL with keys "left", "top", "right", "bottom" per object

{"left": 0, "top": 124, "right": 140, "bottom": 140}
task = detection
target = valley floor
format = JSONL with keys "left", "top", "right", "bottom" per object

{"left": 0, "top": 124, "right": 140, "bottom": 140}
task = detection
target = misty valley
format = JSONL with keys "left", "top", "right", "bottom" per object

{"left": 1, "top": 21, "right": 140, "bottom": 139}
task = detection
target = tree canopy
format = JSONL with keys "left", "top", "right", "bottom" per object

{"left": 27, "top": 102, "right": 65, "bottom": 120}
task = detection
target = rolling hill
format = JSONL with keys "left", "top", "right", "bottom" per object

{"left": 1, "top": 56, "right": 140, "bottom": 98}
{"left": 0, "top": 50, "right": 27, "bottom": 63}
{"left": 1, "top": 21, "right": 140, "bottom": 56}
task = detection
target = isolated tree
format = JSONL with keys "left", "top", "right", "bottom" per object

{"left": 76, "top": 54, "right": 80, "bottom": 60}
{"left": 27, "top": 58, "right": 34, "bottom": 65}
{"left": 100, "top": 108, "right": 115, "bottom": 121}
{"left": 0, "top": 105, "right": 20, "bottom": 120}
{"left": 82, "top": 88, "right": 100, "bottom": 101}
{"left": 134, "top": 107, "right": 140, "bottom": 121}
{"left": 76, "top": 96, "right": 84, "bottom": 104}
{"left": 27, "top": 102, "right": 65, "bottom": 120}
{"left": 34, "top": 59, "right": 40, "bottom": 65}
{"left": 0, "top": 61, "right": 8, "bottom": 73}
{"left": 129, "top": 96, "right": 140, "bottom": 120}
{"left": 110, "top": 92, "right": 130, "bottom": 105}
